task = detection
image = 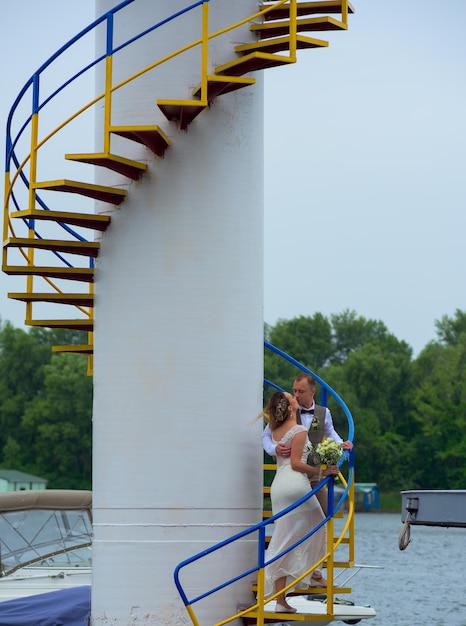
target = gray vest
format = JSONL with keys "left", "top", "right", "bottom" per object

{"left": 297, "top": 404, "right": 326, "bottom": 466}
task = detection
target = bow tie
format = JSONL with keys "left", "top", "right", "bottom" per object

{"left": 300, "top": 408, "right": 314, "bottom": 414}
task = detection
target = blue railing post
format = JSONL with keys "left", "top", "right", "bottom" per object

{"left": 327, "top": 476, "right": 335, "bottom": 517}
{"left": 32, "top": 73, "right": 40, "bottom": 115}
{"left": 106, "top": 12, "right": 114, "bottom": 57}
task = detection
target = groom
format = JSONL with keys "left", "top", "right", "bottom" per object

{"left": 262, "top": 373, "right": 353, "bottom": 513}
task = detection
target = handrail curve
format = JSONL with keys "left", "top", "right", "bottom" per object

{"left": 3, "top": 0, "right": 209, "bottom": 318}
{"left": 4, "top": 0, "right": 297, "bottom": 321}
{"left": 2, "top": 2, "right": 356, "bottom": 620}
{"left": 3, "top": 0, "right": 350, "bottom": 332}
{"left": 172, "top": 341, "right": 356, "bottom": 626}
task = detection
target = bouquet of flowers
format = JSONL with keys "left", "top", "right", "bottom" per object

{"left": 313, "top": 438, "right": 343, "bottom": 467}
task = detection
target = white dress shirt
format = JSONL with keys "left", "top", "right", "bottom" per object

{"left": 261, "top": 402, "right": 343, "bottom": 457}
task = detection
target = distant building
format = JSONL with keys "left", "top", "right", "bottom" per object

{"left": 336, "top": 483, "right": 380, "bottom": 511}
{"left": 355, "top": 483, "right": 380, "bottom": 511}
{"left": 0, "top": 470, "right": 48, "bottom": 492}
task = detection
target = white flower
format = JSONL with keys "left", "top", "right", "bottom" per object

{"left": 313, "top": 438, "right": 343, "bottom": 466}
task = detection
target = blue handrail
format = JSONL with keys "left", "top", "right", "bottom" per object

{"left": 174, "top": 471, "right": 346, "bottom": 606}
{"left": 4, "top": 0, "right": 136, "bottom": 265}
{"left": 5, "top": 0, "right": 135, "bottom": 173}
{"left": 173, "top": 341, "right": 355, "bottom": 622}
{"left": 264, "top": 339, "right": 355, "bottom": 442}
{"left": 4, "top": 0, "right": 208, "bottom": 267}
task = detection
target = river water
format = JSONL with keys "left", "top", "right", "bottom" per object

{"left": 336, "top": 512, "right": 466, "bottom": 626}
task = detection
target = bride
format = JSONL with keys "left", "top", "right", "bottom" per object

{"left": 263, "top": 391, "right": 339, "bottom": 613}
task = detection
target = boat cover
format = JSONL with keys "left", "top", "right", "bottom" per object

{"left": 0, "top": 585, "right": 90, "bottom": 626}
{"left": 0, "top": 490, "right": 92, "bottom": 576}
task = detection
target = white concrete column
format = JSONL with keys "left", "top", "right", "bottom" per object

{"left": 92, "top": 2, "right": 264, "bottom": 624}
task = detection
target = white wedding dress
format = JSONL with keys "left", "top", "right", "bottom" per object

{"left": 264, "top": 424, "right": 326, "bottom": 598}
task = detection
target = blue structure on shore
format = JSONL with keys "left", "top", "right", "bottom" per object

{"left": 355, "top": 483, "right": 380, "bottom": 511}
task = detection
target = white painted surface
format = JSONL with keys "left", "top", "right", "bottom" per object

{"left": 92, "top": 1, "right": 263, "bottom": 624}
{"left": 0, "top": 568, "right": 91, "bottom": 604}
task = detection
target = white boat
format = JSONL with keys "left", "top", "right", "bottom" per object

{"left": 0, "top": 490, "right": 92, "bottom": 603}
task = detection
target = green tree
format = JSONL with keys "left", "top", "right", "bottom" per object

{"left": 324, "top": 338, "right": 413, "bottom": 489}
{"left": 330, "top": 310, "right": 396, "bottom": 365}
{"left": 264, "top": 314, "right": 334, "bottom": 402}
{"left": 411, "top": 335, "right": 466, "bottom": 489}
{"left": 435, "top": 309, "right": 466, "bottom": 347}
{"left": 265, "top": 312, "right": 415, "bottom": 489}
{"left": 0, "top": 320, "right": 51, "bottom": 453}
{"left": 20, "top": 353, "right": 93, "bottom": 488}
{"left": 0, "top": 323, "right": 92, "bottom": 486}
{"left": 268, "top": 314, "right": 334, "bottom": 370}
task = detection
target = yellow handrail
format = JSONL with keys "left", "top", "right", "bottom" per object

{"left": 5, "top": 0, "right": 299, "bottom": 324}
{"left": 4, "top": 0, "right": 352, "bottom": 367}
{"left": 212, "top": 470, "right": 355, "bottom": 626}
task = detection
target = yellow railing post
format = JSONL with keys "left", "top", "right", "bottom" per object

{"left": 199, "top": 0, "right": 209, "bottom": 104}
{"left": 342, "top": 0, "right": 349, "bottom": 26}
{"left": 348, "top": 470, "right": 355, "bottom": 563}
{"left": 289, "top": 0, "right": 297, "bottom": 61}
{"left": 87, "top": 328, "right": 94, "bottom": 376}
{"left": 26, "top": 108, "right": 40, "bottom": 323}
{"left": 103, "top": 54, "right": 113, "bottom": 153}
{"left": 256, "top": 563, "right": 265, "bottom": 626}
{"left": 2, "top": 173, "right": 11, "bottom": 264}
{"left": 326, "top": 512, "right": 335, "bottom": 619}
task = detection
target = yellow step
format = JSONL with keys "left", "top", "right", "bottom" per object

{"left": 215, "top": 52, "right": 294, "bottom": 78}
{"left": 3, "top": 237, "right": 100, "bottom": 258}
{"left": 34, "top": 180, "right": 126, "bottom": 205}
{"left": 157, "top": 100, "right": 207, "bottom": 130}
{"left": 65, "top": 153, "right": 147, "bottom": 181}
{"left": 110, "top": 125, "right": 170, "bottom": 157}
{"left": 241, "top": 609, "right": 304, "bottom": 623}
{"left": 25, "top": 319, "right": 93, "bottom": 331}
{"left": 250, "top": 582, "right": 352, "bottom": 596}
{"left": 252, "top": 16, "right": 348, "bottom": 40}
{"left": 241, "top": 605, "right": 351, "bottom": 622}
{"left": 52, "top": 344, "right": 93, "bottom": 354}
{"left": 8, "top": 292, "right": 94, "bottom": 307}
{"left": 2, "top": 265, "right": 94, "bottom": 283}
{"left": 235, "top": 34, "right": 328, "bottom": 55}
{"left": 192, "top": 75, "right": 255, "bottom": 100}
{"left": 11, "top": 209, "right": 111, "bottom": 231}
{"left": 263, "top": 0, "right": 355, "bottom": 21}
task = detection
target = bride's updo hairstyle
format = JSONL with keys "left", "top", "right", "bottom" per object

{"left": 264, "top": 391, "right": 289, "bottom": 430}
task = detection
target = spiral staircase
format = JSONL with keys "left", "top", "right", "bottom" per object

{"left": 2, "top": 2, "right": 368, "bottom": 625}
{"left": 2, "top": 0, "right": 353, "bottom": 375}
{"left": 173, "top": 342, "right": 368, "bottom": 626}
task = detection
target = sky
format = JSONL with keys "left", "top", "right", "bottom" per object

{"left": 1, "top": 1, "right": 465, "bottom": 357}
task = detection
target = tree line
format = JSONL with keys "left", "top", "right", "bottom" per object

{"left": 264, "top": 309, "right": 466, "bottom": 492}
{"left": 0, "top": 309, "right": 465, "bottom": 491}
{"left": 0, "top": 322, "right": 92, "bottom": 489}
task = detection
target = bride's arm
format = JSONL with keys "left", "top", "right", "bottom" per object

{"left": 290, "top": 431, "right": 320, "bottom": 476}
